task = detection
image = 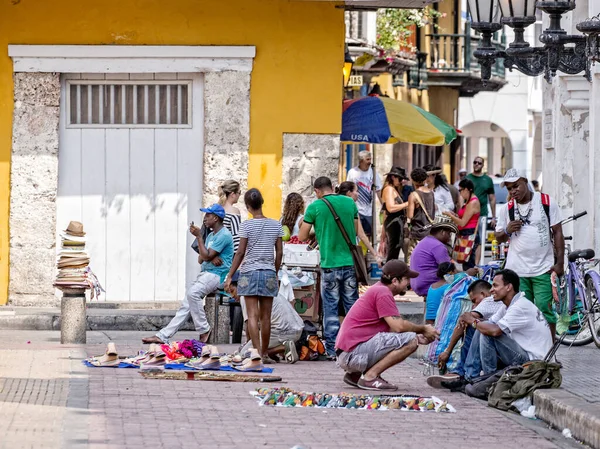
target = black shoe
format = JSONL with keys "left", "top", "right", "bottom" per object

{"left": 441, "top": 377, "right": 467, "bottom": 391}
{"left": 343, "top": 372, "right": 361, "bottom": 387}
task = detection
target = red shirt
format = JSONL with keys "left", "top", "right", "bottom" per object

{"left": 335, "top": 282, "right": 400, "bottom": 352}
{"left": 458, "top": 196, "right": 480, "bottom": 230}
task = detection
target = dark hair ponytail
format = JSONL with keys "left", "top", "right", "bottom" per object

{"left": 244, "top": 188, "right": 264, "bottom": 210}
{"left": 335, "top": 181, "right": 356, "bottom": 197}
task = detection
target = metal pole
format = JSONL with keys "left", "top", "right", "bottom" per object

{"left": 371, "top": 146, "right": 377, "bottom": 249}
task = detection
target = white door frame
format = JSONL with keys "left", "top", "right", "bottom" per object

{"left": 8, "top": 45, "right": 255, "bottom": 304}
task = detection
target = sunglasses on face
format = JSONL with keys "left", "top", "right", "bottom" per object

{"left": 473, "top": 161, "right": 483, "bottom": 165}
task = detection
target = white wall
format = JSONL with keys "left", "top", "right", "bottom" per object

{"left": 459, "top": 26, "right": 543, "bottom": 179}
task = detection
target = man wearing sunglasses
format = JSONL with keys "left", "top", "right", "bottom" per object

{"left": 467, "top": 157, "right": 496, "bottom": 226}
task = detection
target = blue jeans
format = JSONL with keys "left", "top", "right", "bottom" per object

{"left": 321, "top": 266, "right": 359, "bottom": 356}
{"left": 452, "top": 326, "right": 475, "bottom": 377}
{"left": 480, "top": 332, "right": 529, "bottom": 375}
{"left": 464, "top": 330, "right": 530, "bottom": 380}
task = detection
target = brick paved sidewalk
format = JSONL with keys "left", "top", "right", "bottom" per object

{"left": 1, "top": 331, "right": 584, "bottom": 449}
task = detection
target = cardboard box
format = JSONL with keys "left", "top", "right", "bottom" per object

{"left": 293, "top": 284, "right": 320, "bottom": 321}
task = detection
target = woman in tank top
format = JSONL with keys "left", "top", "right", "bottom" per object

{"left": 407, "top": 167, "right": 436, "bottom": 262}
{"left": 381, "top": 166, "right": 409, "bottom": 262}
{"left": 219, "top": 180, "right": 242, "bottom": 253}
{"left": 444, "top": 178, "right": 481, "bottom": 269}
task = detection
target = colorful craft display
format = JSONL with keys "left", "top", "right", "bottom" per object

{"left": 251, "top": 388, "right": 455, "bottom": 412}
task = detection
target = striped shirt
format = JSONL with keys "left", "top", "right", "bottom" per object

{"left": 239, "top": 218, "right": 284, "bottom": 273}
{"left": 223, "top": 213, "right": 242, "bottom": 253}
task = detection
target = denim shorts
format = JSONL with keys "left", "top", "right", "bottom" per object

{"left": 237, "top": 269, "right": 278, "bottom": 297}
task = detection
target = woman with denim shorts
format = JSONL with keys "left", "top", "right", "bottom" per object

{"left": 224, "top": 188, "right": 284, "bottom": 364}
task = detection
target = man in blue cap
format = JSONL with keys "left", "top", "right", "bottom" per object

{"left": 142, "top": 204, "right": 234, "bottom": 344}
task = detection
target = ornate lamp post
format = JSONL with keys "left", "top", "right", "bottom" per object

{"left": 468, "top": 0, "right": 592, "bottom": 82}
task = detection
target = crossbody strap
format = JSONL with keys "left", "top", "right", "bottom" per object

{"left": 321, "top": 197, "right": 355, "bottom": 251}
{"left": 413, "top": 191, "right": 434, "bottom": 224}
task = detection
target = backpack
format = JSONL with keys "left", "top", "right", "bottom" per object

{"left": 487, "top": 361, "right": 562, "bottom": 411}
{"left": 295, "top": 321, "right": 327, "bottom": 361}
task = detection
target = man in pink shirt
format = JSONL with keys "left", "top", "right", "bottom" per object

{"left": 336, "top": 260, "right": 440, "bottom": 391}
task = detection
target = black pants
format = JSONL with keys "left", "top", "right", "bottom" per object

{"left": 385, "top": 217, "right": 404, "bottom": 262}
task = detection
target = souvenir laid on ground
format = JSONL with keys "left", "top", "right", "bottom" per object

{"left": 82, "top": 342, "right": 274, "bottom": 373}
{"left": 53, "top": 221, "right": 104, "bottom": 298}
{"left": 139, "top": 370, "right": 283, "bottom": 383}
{"left": 251, "top": 387, "right": 455, "bottom": 412}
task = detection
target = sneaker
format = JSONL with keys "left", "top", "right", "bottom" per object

{"left": 343, "top": 372, "right": 361, "bottom": 387}
{"left": 283, "top": 341, "right": 299, "bottom": 364}
{"left": 357, "top": 375, "right": 398, "bottom": 391}
{"left": 427, "top": 373, "right": 461, "bottom": 389}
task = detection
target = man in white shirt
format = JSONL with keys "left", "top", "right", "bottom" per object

{"left": 459, "top": 269, "right": 553, "bottom": 378}
{"left": 346, "top": 150, "right": 382, "bottom": 237}
{"left": 427, "top": 279, "right": 505, "bottom": 389}
{"left": 495, "top": 168, "right": 565, "bottom": 339}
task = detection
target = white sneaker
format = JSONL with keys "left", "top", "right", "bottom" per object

{"left": 283, "top": 341, "right": 299, "bottom": 364}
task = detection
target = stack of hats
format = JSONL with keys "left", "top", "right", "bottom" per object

{"left": 54, "top": 221, "right": 90, "bottom": 288}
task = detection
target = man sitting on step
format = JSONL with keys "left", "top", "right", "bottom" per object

{"left": 142, "top": 204, "right": 234, "bottom": 345}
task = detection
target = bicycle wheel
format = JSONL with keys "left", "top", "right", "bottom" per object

{"left": 555, "top": 276, "right": 593, "bottom": 346}
{"left": 585, "top": 276, "right": 600, "bottom": 348}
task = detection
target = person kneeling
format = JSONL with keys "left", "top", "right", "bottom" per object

{"left": 335, "top": 261, "right": 440, "bottom": 392}
{"left": 459, "top": 269, "right": 552, "bottom": 381}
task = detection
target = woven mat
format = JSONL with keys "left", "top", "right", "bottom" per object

{"left": 252, "top": 387, "right": 455, "bottom": 412}
{"left": 140, "top": 370, "right": 283, "bottom": 383}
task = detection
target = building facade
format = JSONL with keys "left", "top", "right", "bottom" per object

{"left": 542, "top": 0, "right": 600, "bottom": 252}
{"left": 0, "top": 0, "right": 349, "bottom": 305}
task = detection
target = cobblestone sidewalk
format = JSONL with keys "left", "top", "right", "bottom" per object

{"left": 0, "top": 331, "right": 587, "bottom": 449}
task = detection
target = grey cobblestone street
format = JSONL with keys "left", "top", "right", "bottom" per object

{"left": 0, "top": 331, "right": 593, "bottom": 449}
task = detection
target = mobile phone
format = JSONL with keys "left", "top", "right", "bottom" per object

{"left": 190, "top": 221, "right": 194, "bottom": 226}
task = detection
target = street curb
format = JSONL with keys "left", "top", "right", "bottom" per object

{"left": 534, "top": 389, "right": 600, "bottom": 449}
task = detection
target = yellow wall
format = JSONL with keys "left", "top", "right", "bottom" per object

{"left": 428, "top": 86, "right": 459, "bottom": 179}
{"left": 0, "top": 0, "right": 345, "bottom": 304}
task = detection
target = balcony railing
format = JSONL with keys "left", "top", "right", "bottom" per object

{"left": 427, "top": 23, "right": 506, "bottom": 79}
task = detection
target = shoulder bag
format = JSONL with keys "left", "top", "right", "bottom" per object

{"left": 321, "top": 197, "right": 369, "bottom": 285}
{"left": 452, "top": 219, "right": 479, "bottom": 264}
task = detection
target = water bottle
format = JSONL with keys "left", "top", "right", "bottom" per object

{"left": 491, "top": 239, "right": 499, "bottom": 260}
{"left": 499, "top": 243, "right": 505, "bottom": 260}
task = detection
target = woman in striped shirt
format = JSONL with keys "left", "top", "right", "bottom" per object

{"left": 219, "top": 180, "right": 242, "bottom": 253}
{"left": 225, "top": 188, "right": 284, "bottom": 366}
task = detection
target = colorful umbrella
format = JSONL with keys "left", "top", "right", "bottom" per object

{"left": 341, "top": 96, "right": 457, "bottom": 146}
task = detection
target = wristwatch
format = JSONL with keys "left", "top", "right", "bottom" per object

{"left": 471, "top": 319, "right": 480, "bottom": 329}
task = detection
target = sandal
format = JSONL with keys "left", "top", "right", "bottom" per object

{"left": 232, "top": 358, "right": 264, "bottom": 372}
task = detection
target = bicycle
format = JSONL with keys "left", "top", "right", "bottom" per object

{"left": 553, "top": 211, "right": 600, "bottom": 347}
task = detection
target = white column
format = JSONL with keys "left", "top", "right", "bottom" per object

{"left": 546, "top": 75, "right": 591, "bottom": 247}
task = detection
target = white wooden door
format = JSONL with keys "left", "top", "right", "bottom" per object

{"left": 57, "top": 73, "right": 204, "bottom": 302}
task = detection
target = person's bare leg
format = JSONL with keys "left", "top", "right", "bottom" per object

{"left": 549, "top": 323, "right": 556, "bottom": 344}
{"left": 267, "top": 345, "right": 285, "bottom": 359}
{"left": 245, "top": 296, "right": 261, "bottom": 356}
{"left": 258, "top": 297, "right": 274, "bottom": 358}
{"left": 363, "top": 338, "right": 418, "bottom": 381}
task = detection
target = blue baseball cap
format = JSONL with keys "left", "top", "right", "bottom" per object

{"left": 200, "top": 204, "right": 226, "bottom": 219}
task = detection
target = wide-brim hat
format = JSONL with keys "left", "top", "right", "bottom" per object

{"left": 64, "top": 221, "right": 85, "bottom": 237}
{"left": 426, "top": 168, "right": 443, "bottom": 176}
{"left": 430, "top": 215, "right": 458, "bottom": 234}
{"left": 384, "top": 166, "right": 408, "bottom": 180}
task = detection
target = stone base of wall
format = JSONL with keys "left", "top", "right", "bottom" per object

{"left": 282, "top": 133, "right": 340, "bottom": 203}
{"left": 9, "top": 73, "right": 60, "bottom": 306}
{"left": 203, "top": 71, "right": 251, "bottom": 213}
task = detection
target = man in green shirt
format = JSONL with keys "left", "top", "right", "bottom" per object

{"left": 467, "top": 157, "right": 496, "bottom": 221}
{"left": 467, "top": 157, "right": 496, "bottom": 265}
{"left": 299, "top": 176, "right": 360, "bottom": 358}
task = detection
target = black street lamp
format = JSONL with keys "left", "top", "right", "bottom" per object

{"left": 468, "top": 0, "right": 592, "bottom": 82}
